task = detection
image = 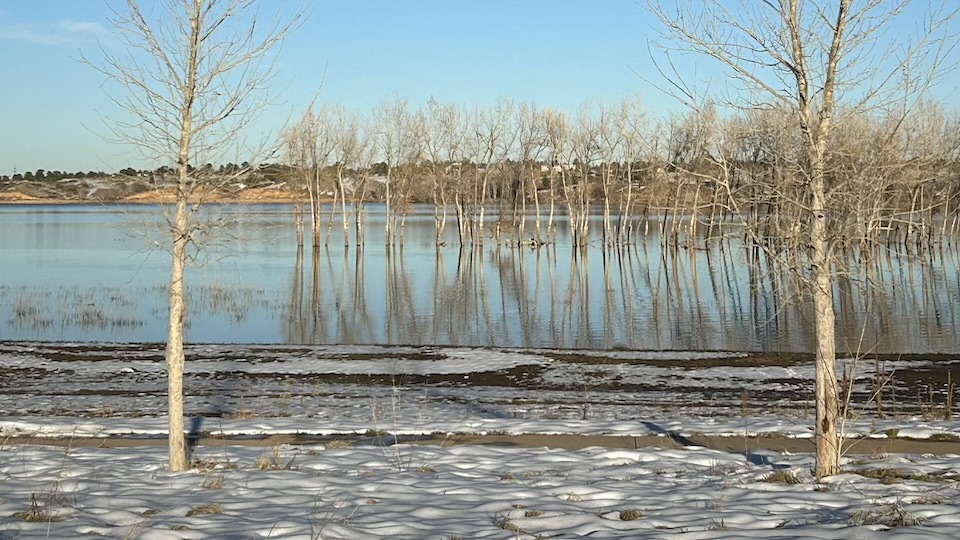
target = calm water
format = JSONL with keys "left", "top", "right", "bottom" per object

{"left": 1, "top": 204, "right": 959, "bottom": 353}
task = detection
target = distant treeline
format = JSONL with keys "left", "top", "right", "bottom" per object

{"left": 9, "top": 97, "right": 959, "bottom": 252}
{"left": 281, "top": 97, "right": 960, "bottom": 250}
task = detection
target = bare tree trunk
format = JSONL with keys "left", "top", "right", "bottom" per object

{"left": 338, "top": 167, "right": 350, "bottom": 247}
{"left": 163, "top": 0, "right": 203, "bottom": 473}
{"left": 166, "top": 193, "right": 189, "bottom": 472}
{"left": 810, "top": 156, "right": 840, "bottom": 477}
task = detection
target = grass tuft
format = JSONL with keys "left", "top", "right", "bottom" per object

{"left": 12, "top": 494, "right": 63, "bottom": 522}
{"left": 764, "top": 470, "right": 801, "bottom": 484}
{"left": 325, "top": 439, "right": 354, "bottom": 449}
{"left": 496, "top": 516, "right": 521, "bottom": 532}
{"left": 254, "top": 445, "right": 297, "bottom": 471}
{"left": 708, "top": 518, "right": 727, "bottom": 530}
{"left": 186, "top": 503, "right": 223, "bottom": 516}
{"left": 850, "top": 502, "right": 922, "bottom": 527}
{"left": 201, "top": 475, "right": 224, "bottom": 490}
{"left": 192, "top": 457, "right": 236, "bottom": 472}
{"left": 855, "top": 468, "right": 929, "bottom": 483}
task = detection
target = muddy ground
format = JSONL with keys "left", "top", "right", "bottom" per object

{"left": 2, "top": 342, "right": 958, "bottom": 421}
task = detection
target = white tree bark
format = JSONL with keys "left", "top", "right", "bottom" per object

{"left": 92, "top": 0, "right": 300, "bottom": 471}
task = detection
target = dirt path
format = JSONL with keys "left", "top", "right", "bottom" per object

{"left": 4, "top": 432, "right": 957, "bottom": 456}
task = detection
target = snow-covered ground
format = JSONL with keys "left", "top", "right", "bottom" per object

{"left": 2, "top": 342, "right": 960, "bottom": 538}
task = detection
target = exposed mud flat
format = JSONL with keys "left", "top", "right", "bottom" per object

{"left": 2, "top": 341, "right": 958, "bottom": 429}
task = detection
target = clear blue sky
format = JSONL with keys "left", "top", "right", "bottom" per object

{"left": 1, "top": 1, "right": 957, "bottom": 176}
{"left": 0, "top": 0, "right": 668, "bottom": 175}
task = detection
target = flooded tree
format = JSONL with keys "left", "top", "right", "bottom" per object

{"left": 286, "top": 105, "right": 338, "bottom": 248}
{"left": 422, "top": 99, "right": 466, "bottom": 246}
{"left": 373, "top": 97, "right": 411, "bottom": 247}
{"left": 92, "top": 0, "right": 300, "bottom": 471}
{"left": 513, "top": 102, "right": 546, "bottom": 245}
{"left": 648, "top": 0, "right": 958, "bottom": 477}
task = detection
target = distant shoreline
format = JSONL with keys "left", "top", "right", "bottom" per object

{"left": 0, "top": 190, "right": 324, "bottom": 206}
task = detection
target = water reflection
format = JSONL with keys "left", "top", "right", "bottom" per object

{"left": 1, "top": 204, "right": 959, "bottom": 353}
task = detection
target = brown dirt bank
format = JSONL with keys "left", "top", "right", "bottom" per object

{"left": 0, "top": 177, "right": 332, "bottom": 205}
{"left": 0, "top": 188, "right": 310, "bottom": 205}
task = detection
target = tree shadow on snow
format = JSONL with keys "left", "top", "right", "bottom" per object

{"left": 642, "top": 421, "right": 789, "bottom": 469}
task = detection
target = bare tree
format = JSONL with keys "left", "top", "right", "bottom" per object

{"left": 515, "top": 101, "right": 548, "bottom": 245}
{"left": 329, "top": 105, "right": 364, "bottom": 247}
{"left": 543, "top": 107, "right": 572, "bottom": 244}
{"left": 614, "top": 95, "right": 651, "bottom": 245}
{"left": 569, "top": 104, "right": 599, "bottom": 247}
{"left": 373, "top": 97, "right": 410, "bottom": 246}
{"left": 471, "top": 98, "right": 516, "bottom": 246}
{"left": 92, "top": 0, "right": 300, "bottom": 471}
{"left": 648, "top": 0, "right": 957, "bottom": 477}
{"left": 423, "top": 99, "right": 465, "bottom": 246}
{"left": 284, "top": 105, "right": 334, "bottom": 248}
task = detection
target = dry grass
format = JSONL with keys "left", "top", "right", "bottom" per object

{"left": 619, "top": 509, "right": 642, "bottom": 521}
{"left": 850, "top": 502, "right": 922, "bottom": 527}
{"left": 764, "top": 470, "right": 801, "bottom": 484}
{"left": 325, "top": 439, "right": 354, "bottom": 449}
{"left": 201, "top": 475, "right": 224, "bottom": 490}
{"left": 191, "top": 457, "right": 236, "bottom": 472}
{"left": 496, "top": 517, "right": 522, "bottom": 533}
{"left": 254, "top": 445, "right": 297, "bottom": 471}
{"left": 855, "top": 468, "right": 928, "bottom": 484}
{"left": 186, "top": 503, "right": 223, "bottom": 516}
{"left": 12, "top": 494, "right": 63, "bottom": 523}
{"left": 708, "top": 518, "right": 728, "bottom": 530}
{"left": 226, "top": 409, "right": 257, "bottom": 420}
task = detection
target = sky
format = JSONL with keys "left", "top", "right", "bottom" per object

{"left": 0, "top": 1, "right": 957, "bottom": 176}
{"left": 0, "top": 0, "right": 669, "bottom": 175}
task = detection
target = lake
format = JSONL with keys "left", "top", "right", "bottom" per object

{"left": 1, "top": 204, "right": 959, "bottom": 353}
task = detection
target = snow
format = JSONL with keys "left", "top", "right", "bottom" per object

{"left": 4, "top": 441, "right": 960, "bottom": 538}
{"left": 2, "top": 342, "right": 960, "bottom": 538}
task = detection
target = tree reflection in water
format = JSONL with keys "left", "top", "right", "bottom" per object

{"left": 2, "top": 205, "right": 958, "bottom": 353}
{"left": 281, "top": 222, "right": 960, "bottom": 354}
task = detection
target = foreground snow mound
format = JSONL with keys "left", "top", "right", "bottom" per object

{"left": 2, "top": 443, "right": 959, "bottom": 539}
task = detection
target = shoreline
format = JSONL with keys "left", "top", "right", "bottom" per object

{"left": 0, "top": 194, "right": 308, "bottom": 206}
